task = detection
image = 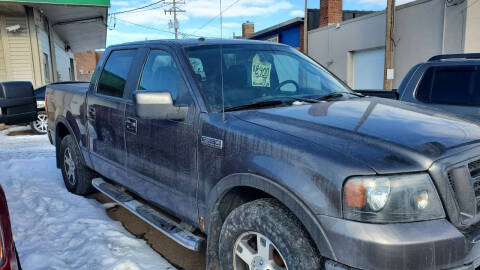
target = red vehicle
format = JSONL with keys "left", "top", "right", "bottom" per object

{"left": 0, "top": 186, "right": 20, "bottom": 270}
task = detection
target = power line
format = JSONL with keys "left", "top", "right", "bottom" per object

{"left": 189, "top": 0, "right": 242, "bottom": 36}
{"left": 114, "top": 17, "right": 202, "bottom": 38}
{"left": 117, "top": 4, "right": 168, "bottom": 14}
{"left": 110, "top": 0, "right": 165, "bottom": 15}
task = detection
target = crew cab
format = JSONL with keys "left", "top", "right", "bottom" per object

{"left": 357, "top": 53, "right": 480, "bottom": 119}
{"left": 9, "top": 39, "right": 480, "bottom": 270}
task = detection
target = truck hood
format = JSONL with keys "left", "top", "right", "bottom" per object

{"left": 233, "top": 97, "right": 480, "bottom": 174}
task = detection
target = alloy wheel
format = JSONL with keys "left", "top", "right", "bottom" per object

{"left": 233, "top": 231, "right": 288, "bottom": 270}
{"left": 33, "top": 113, "right": 48, "bottom": 133}
{"left": 64, "top": 148, "right": 76, "bottom": 186}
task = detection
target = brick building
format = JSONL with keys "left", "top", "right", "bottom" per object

{"left": 74, "top": 50, "right": 103, "bottom": 81}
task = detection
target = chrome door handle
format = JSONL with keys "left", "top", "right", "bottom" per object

{"left": 125, "top": 117, "right": 137, "bottom": 134}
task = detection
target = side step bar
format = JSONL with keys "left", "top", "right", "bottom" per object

{"left": 92, "top": 178, "right": 205, "bottom": 251}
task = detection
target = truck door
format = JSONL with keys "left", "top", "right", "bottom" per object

{"left": 124, "top": 47, "right": 199, "bottom": 225}
{"left": 86, "top": 49, "right": 137, "bottom": 183}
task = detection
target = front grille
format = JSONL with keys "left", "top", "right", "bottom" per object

{"left": 447, "top": 161, "right": 480, "bottom": 224}
{"left": 469, "top": 160, "right": 480, "bottom": 211}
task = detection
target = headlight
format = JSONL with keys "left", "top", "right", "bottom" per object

{"left": 343, "top": 173, "right": 445, "bottom": 223}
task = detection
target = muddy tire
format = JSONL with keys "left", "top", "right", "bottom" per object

{"left": 59, "top": 135, "right": 95, "bottom": 195}
{"left": 219, "top": 198, "right": 322, "bottom": 270}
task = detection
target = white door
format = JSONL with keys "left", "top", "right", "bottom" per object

{"left": 353, "top": 48, "right": 385, "bottom": 90}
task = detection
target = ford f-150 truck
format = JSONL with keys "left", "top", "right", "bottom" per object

{"left": 17, "top": 39, "right": 480, "bottom": 269}
{"left": 357, "top": 53, "right": 480, "bottom": 120}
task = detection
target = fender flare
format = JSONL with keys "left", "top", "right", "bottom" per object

{"left": 54, "top": 116, "right": 88, "bottom": 168}
{"left": 206, "top": 173, "right": 337, "bottom": 262}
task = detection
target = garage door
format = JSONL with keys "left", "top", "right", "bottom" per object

{"left": 353, "top": 48, "right": 385, "bottom": 90}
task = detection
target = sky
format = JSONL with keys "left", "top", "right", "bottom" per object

{"left": 106, "top": 0, "right": 415, "bottom": 46}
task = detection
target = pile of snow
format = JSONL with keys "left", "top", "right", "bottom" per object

{"left": 0, "top": 127, "right": 175, "bottom": 270}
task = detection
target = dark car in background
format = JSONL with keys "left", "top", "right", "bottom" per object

{"left": 357, "top": 53, "right": 480, "bottom": 119}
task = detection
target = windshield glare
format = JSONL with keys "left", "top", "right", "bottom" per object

{"left": 184, "top": 45, "right": 351, "bottom": 112}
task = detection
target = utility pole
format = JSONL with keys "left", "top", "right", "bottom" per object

{"left": 303, "top": 0, "right": 308, "bottom": 54}
{"left": 165, "top": 0, "right": 186, "bottom": 39}
{"left": 383, "top": 0, "right": 395, "bottom": 89}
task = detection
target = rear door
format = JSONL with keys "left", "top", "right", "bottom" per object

{"left": 87, "top": 49, "right": 137, "bottom": 183}
{"left": 124, "top": 46, "right": 199, "bottom": 224}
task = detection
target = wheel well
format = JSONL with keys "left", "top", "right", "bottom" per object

{"left": 206, "top": 185, "right": 322, "bottom": 269}
{"left": 55, "top": 122, "right": 70, "bottom": 168}
{"left": 217, "top": 186, "right": 271, "bottom": 221}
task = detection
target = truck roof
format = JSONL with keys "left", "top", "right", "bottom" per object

{"left": 109, "top": 38, "right": 289, "bottom": 49}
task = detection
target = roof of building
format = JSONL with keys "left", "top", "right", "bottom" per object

{"left": 0, "top": 0, "right": 109, "bottom": 6}
{"left": 247, "top": 17, "right": 304, "bottom": 39}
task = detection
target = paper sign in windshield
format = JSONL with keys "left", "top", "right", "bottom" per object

{"left": 252, "top": 55, "right": 272, "bottom": 87}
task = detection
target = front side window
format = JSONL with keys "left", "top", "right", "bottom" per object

{"left": 416, "top": 66, "right": 480, "bottom": 106}
{"left": 139, "top": 50, "right": 187, "bottom": 103}
{"left": 97, "top": 50, "right": 136, "bottom": 98}
{"left": 184, "top": 45, "right": 351, "bottom": 112}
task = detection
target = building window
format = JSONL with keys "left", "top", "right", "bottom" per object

{"left": 43, "top": 53, "right": 51, "bottom": 84}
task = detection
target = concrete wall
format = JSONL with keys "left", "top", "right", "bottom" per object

{"left": 465, "top": 0, "right": 480, "bottom": 52}
{"left": 308, "top": 0, "right": 476, "bottom": 89}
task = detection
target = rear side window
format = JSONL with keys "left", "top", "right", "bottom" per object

{"left": 97, "top": 50, "right": 136, "bottom": 98}
{"left": 416, "top": 66, "right": 480, "bottom": 106}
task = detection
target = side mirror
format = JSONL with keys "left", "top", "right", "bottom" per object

{"left": 133, "top": 91, "right": 187, "bottom": 120}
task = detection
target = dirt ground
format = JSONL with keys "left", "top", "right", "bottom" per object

{"left": 90, "top": 193, "right": 207, "bottom": 270}
{"left": 0, "top": 124, "right": 32, "bottom": 135}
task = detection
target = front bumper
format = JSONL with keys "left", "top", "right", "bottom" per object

{"left": 319, "top": 216, "right": 480, "bottom": 270}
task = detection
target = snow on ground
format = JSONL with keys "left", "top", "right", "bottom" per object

{"left": 0, "top": 126, "right": 176, "bottom": 270}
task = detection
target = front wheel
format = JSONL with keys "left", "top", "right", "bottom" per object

{"left": 219, "top": 198, "right": 322, "bottom": 270}
{"left": 30, "top": 111, "right": 48, "bottom": 134}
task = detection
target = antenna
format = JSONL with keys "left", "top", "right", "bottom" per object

{"left": 220, "top": 0, "right": 226, "bottom": 122}
{"left": 219, "top": 0, "right": 223, "bottom": 39}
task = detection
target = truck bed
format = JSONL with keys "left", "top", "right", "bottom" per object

{"left": 47, "top": 82, "right": 89, "bottom": 94}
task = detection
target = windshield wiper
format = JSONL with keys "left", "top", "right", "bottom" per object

{"left": 316, "top": 93, "right": 345, "bottom": 101}
{"left": 315, "top": 91, "right": 364, "bottom": 101}
{"left": 224, "top": 100, "right": 286, "bottom": 112}
{"left": 224, "top": 97, "right": 320, "bottom": 112}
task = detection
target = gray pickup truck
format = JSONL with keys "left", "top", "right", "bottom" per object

{"left": 358, "top": 53, "right": 480, "bottom": 120}
{"left": 4, "top": 39, "right": 480, "bottom": 270}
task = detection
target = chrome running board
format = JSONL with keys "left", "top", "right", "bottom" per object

{"left": 92, "top": 178, "right": 204, "bottom": 251}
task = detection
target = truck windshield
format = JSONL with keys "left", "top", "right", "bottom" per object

{"left": 184, "top": 45, "right": 352, "bottom": 112}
